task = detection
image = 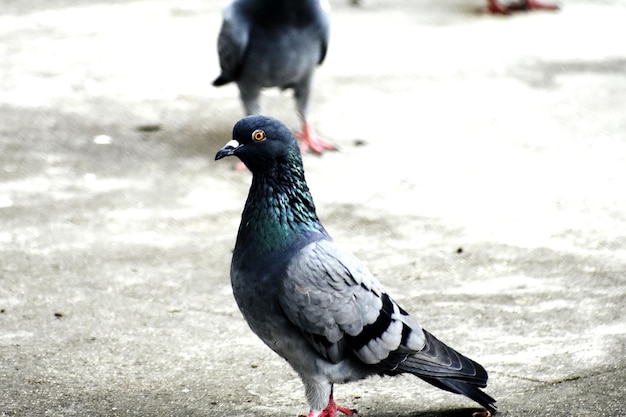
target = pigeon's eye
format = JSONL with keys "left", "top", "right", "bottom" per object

{"left": 252, "top": 129, "right": 266, "bottom": 142}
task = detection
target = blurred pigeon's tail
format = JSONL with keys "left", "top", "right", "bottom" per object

{"left": 213, "top": 74, "right": 230, "bottom": 86}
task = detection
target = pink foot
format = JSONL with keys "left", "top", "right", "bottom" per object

{"left": 295, "top": 122, "right": 337, "bottom": 155}
{"left": 234, "top": 161, "right": 248, "bottom": 171}
{"left": 524, "top": 0, "right": 559, "bottom": 10}
{"left": 486, "top": 0, "right": 558, "bottom": 14}
{"left": 486, "top": 0, "right": 511, "bottom": 14}
{"left": 306, "top": 393, "right": 356, "bottom": 417}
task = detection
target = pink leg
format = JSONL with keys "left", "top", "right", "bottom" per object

{"left": 306, "top": 392, "right": 356, "bottom": 417}
{"left": 486, "top": 0, "right": 558, "bottom": 14}
{"left": 296, "top": 121, "right": 337, "bottom": 155}
{"left": 233, "top": 160, "right": 247, "bottom": 171}
{"left": 486, "top": 0, "right": 511, "bottom": 14}
{"left": 525, "top": 0, "right": 559, "bottom": 10}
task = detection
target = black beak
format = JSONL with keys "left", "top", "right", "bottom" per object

{"left": 215, "top": 139, "right": 240, "bottom": 161}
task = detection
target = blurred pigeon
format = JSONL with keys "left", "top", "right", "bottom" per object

{"left": 486, "top": 0, "right": 559, "bottom": 14}
{"left": 349, "top": 0, "right": 558, "bottom": 14}
{"left": 215, "top": 115, "right": 497, "bottom": 417}
{"left": 213, "top": 0, "right": 335, "bottom": 155}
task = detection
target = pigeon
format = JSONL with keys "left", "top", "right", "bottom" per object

{"left": 215, "top": 115, "right": 497, "bottom": 417}
{"left": 213, "top": 0, "right": 335, "bottom": 155}
{"left": 349, "top": 0, "right": 558, "bottom": 14}
{"left": 486, "top": 0, "right": 559, "bottom": 14}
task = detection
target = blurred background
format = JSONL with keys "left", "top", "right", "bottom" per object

{"left": 1, "top": 1, "right": 625, "bottom": 416}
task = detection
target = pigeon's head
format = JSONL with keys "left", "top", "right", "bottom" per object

{"left": 215, "top": 115, "right": 301, "bottom": 173}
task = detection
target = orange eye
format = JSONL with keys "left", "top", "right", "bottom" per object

{"left": 252, "top": 129, "right": 266, "bottom": 141}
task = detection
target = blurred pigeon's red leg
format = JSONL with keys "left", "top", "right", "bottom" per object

{"left": 234, "top": 161, "right": 247, "bottom": 171}
{"left": 487, "top": 0, "right": 558, "bottom": 14}
{"left": 296, "top": 121, "right": 336, "bottom": 155}
{"left": 525, "top": 0, "right": 558, "bottom": 10}
{"left": 486, "top": 0, "right": 511, "bottom": 14}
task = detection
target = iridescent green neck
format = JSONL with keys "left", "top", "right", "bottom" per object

{"left": 234, "top": 156, "right": 328, "bottom": 266}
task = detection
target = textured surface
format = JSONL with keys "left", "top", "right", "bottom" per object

{"left": 1, "top": 1, "right": 625, "bottom": 416}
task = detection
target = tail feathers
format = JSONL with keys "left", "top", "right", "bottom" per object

{"left": 212, "top": 74, "right": 232, "bottom": 86}
{"left": 419, "top": 375, "right": 497, "bottom": 414}
{"left": 396, "top": 330, "right": 489, "bottom": 382}
{"left": 383, "top": 329, "right": 496, "bottom": 413}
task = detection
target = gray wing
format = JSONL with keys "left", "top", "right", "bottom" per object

{"left": 213, "top": 2, "right": 250, "bottom": 86}
{"left": 279, "top": 239, "right": 426, "bottom": 364}
{"left": 280, "top": 239, "right": 497, "bottom": 413}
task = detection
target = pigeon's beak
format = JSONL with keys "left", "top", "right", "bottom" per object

{"left": 215, "top": 139, "right": 241, "bottom": 160}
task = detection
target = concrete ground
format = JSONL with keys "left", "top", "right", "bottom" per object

{"left": 1, "top": 0, "right": 625, "bottom": 416}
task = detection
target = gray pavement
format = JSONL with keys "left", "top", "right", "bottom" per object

{"left": 1, "top": 1, "right": 625, "bottom": 416}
